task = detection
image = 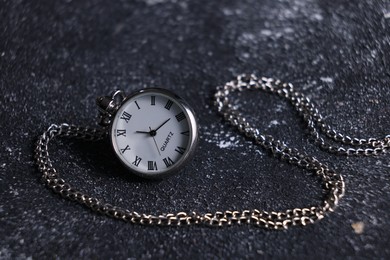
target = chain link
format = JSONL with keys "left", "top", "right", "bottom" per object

{"left": 34, "top": 74, "right": 389, "bottom": 228}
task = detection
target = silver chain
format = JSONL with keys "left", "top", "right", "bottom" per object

{"left": 34, "top": 74, "right": 389, "bottom": 228}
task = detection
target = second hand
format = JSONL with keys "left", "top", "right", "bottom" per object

{"left": 149, "top": 127, "right": 161, "bottom": 156}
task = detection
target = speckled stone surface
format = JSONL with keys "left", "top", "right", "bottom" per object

{"left": 1, "top": 0, "right": 390, "bottom": 259}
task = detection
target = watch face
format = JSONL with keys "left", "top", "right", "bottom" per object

{"left": 110, "top": 88, "right": 198, "bottom": 178}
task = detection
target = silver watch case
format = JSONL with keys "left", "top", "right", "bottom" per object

{"left": 98, "top": 88, "right": 199, "bottom": 179}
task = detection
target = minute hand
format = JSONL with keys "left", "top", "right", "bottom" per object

{"left": 154, "top": 118, "right": 171, "bottom": 132}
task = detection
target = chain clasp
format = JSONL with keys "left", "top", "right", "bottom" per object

{"left": 96, "top": 90, "right": 126, "bottom": 126}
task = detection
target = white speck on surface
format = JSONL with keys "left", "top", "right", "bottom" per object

{"left": 375, "top": 160, "right": 382, "bottom": 165}
{"left": 241, "top": 52, "right": 250, "bottom": 59}
{"left": 351, "top": 221, "right": 365, "bottom": 234}
{"left": 241, "top": 32, "right": 255, "bottom": 42}
{"left": 275, "top": 103, "right": 286, "bottom": 112}
{"left": 370, "top": 49, "right": 377, "bottom": 58}
{"left": 113, "top": 23, "right": 125, "bottom": 35}
{"left": 384, "top": 12, "right": 390, "bottom": 19}
{"left": 312, "top": 13, "right": 323, "bottom": 21}
{"left": 255, "top": 150, "right": 263, "bottom": 156}
{"left": 312, "top": 55, "right": 322, "bottom": 65}
{"left": 268, "top": 120, "right": 280, "bottom": 128}
{"left": 143, "top": 0, "right": 185, "bottom": 6}
{"left": 320, "top": 77, "right": 334, "bottom": 83}
{"left": 260, "top": 29, "right": 272, "bottom": 36}
{"left": 0, "top": 248, "right": 11, "bottom": 259}
{"left": 282, "top": 9, "right": 296, "bottom": 19}
{"left": 217, "top": 141, "right": 234, "bottom": 148}
{"left": 144, "top": 0, "right": 166, "bottom": 5}
{"left": 222, "top": 8, "right": 233, "bottom": 16}
{"left": 257, "top": 250, "right": 264, "bottom": 255}
{"left": 10, "top": 187, "right": 19, "bottom": 196}
{"left": 222, "top": 7, "right": 243, "bottom": 16}
{"left": 201, "top": 124, "right": 242, "bottom": 149}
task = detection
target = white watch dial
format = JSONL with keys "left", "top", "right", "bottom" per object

{"left": 110, "top": 89, "right": 197, "bottom": 178}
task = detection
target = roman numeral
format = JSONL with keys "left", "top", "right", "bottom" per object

{"left": 164, "top": 100, "right": 173, "bottom": 110}
{"left": 163, "top": 157, "right": 175, "bottom": 168}
{"left": 148, "top": 161, "right": 158, "bottom": 171}
{"left": 132, "top": 156, "right": 142, "bottom": 167}
{"left": 175, "top": 146, "right": 186, "bottom": 155}
{"left": 116, "top": 129, "right": 126, "bottom": 137}
{"left": 134, "top": 101, "right": 140, "bottom": 110}
{"left": 120, "top": 111, "right": 132, "bottom": 123}
{"left": 175, "top": 112, "right": 186, "bottom": 122}
{"left": 181, "top": 130, "right": 189, "bottom": 136}
{"left": 120, "top": 145, "right": 130, "bottom": 154}
{"left": 151, "top": 96, "right": 155, "bottom": 106}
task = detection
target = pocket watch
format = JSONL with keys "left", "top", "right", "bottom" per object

{"left": 96, "top": 88, "right": 199, "bottom": 179}
{"left": 35, "top": 75, "right": 389, "bottom": 228}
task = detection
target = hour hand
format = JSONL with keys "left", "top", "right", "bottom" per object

{"left": 135, "top": 130, "right": 150, "bottom": 134}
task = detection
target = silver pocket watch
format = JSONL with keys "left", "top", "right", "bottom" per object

{"left": 35, "top": 74, "right": 389, "bottom": 228}
{"left": 97, "top": 88, "right": 199, "bottom": 179}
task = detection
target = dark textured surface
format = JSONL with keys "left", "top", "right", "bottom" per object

{"left": 1, "top": 0, "right": 390, "bottom": 258}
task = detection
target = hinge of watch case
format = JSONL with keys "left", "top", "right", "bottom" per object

{"left": 96, "top": 90, "right": 126, "bottom": 126}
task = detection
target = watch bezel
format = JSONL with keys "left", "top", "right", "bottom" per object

{"left": 109, "top": 88, "right": 199, "bottom": 179}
